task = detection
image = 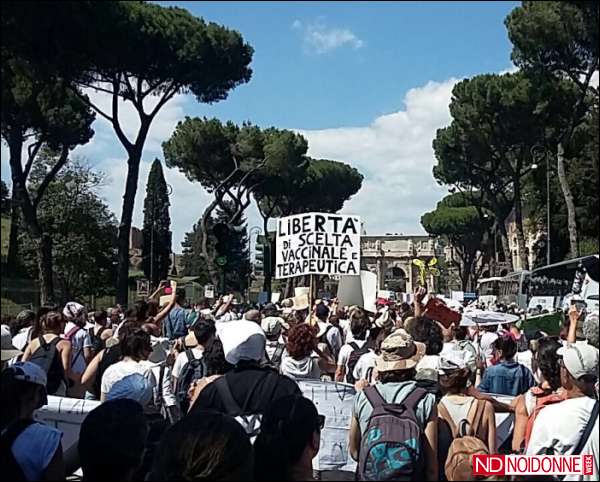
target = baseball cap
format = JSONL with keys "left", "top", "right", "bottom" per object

{"left": 557, "top": 342, "right": 599, "bottom": 380}
{"left": 106, "top": 373, "right": 153, "bottom": 407}
{"left": 1, "top": 325, "right": 22, "bottom": 361}
{"left": 438, "top": 351, "right": 468, "bottom": 374}
{"left": 261, "top": 316, "right": 288, "bottom": 337}
{"left": 376, "top": 329, "right": 426, "bottom": 372}
{"left": 8, "top": 361, "right": 47, "bottom": 387}
{"left": 218, "top": 319, "right": 266, "bottom": 365}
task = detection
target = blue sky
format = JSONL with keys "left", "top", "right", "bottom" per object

{"left": 1, "top": 1, "right": 520, "bottom": 251}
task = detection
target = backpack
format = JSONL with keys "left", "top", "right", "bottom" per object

{"left": 439, "top": 399, "right": 490, "bottom": 482}
{"left": 29, "top": 336, "right": 65, "bottom": 395}
{"left": 346, "top": 342, "right": 370, "bottom": 384}
{"left": 88, "top": 326, "right": 107, "bottom": 355}
{"left": 175, "top": 350, "right": 207, "bottom": 413}
{"left": 323, "top": 325, "right": 341, "bottom": 359}
{"left": 524, "top": 389, "right": 566, "bottom": 450}
{"left": 358, "top": 386, "right": 427, "bottom": 481}
{"left": 65, "top": 325, "right": 84, "bottom": 368}
{"left": 0, "top": 419, "right": 35, "bottom": 481}
{"left": 213, "top": 371, "right": 279, "bottom": 442}
{"left": 267, "top": 342, "right": 286, "bottom": 368}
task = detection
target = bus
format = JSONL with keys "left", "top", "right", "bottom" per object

{"left": 497, "top": 270, "right": 530, "bottom": 309}
{"left": 528, "top": 255, "right": 599, "bottom": 312}
{"left": 476, "top": 276, "right": 502, "bottom": 307}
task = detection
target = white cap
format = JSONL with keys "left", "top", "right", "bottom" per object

{"left": 438, "top": 351, "right": 468, "bottom": 374}
{"left": 261, "top": 316, "right": 288, "bottom": 337}
{"left": 8, "top": 361, "right": 47, "bottom": 387}
{"left": 63, "top": 301, "right": 86, "bottom": 321}
{"left": 557, "top": 342, "right": 599, "bottom": 380}
{"left": 218, "top": 319, "right": 266, "bottom": 365}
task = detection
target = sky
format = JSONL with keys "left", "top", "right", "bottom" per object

{"left": 1, "top": 1, "right": 521, "bottom": 253}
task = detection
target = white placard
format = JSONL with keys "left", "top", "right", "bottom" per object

{"left": 298, "top": 380, "right": 357, "bottom": 473}
{"left": 204, "top": 284, "right": 215, "bottom": 299}
{"left": 275, "top": 213, "right": 361, "bottom": 279}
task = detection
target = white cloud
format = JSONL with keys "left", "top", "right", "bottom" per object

{"left": 293, "top": 19, "right": 364, "bottom": 54}
{"left": 296, "top": 78, "right": 459, "bottom": 236}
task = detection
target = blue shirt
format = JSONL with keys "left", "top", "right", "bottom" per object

{"left": 478, "top": 360, "right": 535, "bottom": 396}
{"left": 164, "top": 306, "right": 187, "bottom": 340}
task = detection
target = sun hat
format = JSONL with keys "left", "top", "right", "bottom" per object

{"left": 376, "top": 329, "right": 426, "bottom": 372}
{"left": 1, "top": 325, "right": 22, "bottom": 361}
{"left": 218, "top": 319, "right": 266, "bottom": 365}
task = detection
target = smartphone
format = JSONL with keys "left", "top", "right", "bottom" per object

{"left": 571, "top": 299, "right": 587, "bottom": 316}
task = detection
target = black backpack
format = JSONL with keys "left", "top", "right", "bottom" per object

{"left": 0, "top": 419, "right": 35, "bottom": 481}
{"left": 29, "top": 336, "right": 65, "bottom": 395}
{"left": 175, "top": 350, "right": 207, "bottom": 413}
{"left": 346, "top": 341, "right": 370, "bottom": 384}
{"left": 88, "top": 326, "right": 107, "bottom": 355}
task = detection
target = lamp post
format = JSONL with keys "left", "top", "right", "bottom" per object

{"left": 248, "top": 226, "right": 262, "bottom": 300}
{"left": 532, "top": 145, "right": 551, "bottom": 266}
{"left": 150, "top": 182, "right": 173, "bottom": 291}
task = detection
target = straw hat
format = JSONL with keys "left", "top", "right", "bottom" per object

{"left": 375, "top": 329, "right": 425, "bottom": 372}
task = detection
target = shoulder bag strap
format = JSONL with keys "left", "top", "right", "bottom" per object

{"left": 349, "top": 341, "right": 359, "bottom": 351}
{"left": 214, "top": 375, "right": 242, "bottom": 416}
{"left": 402, "top": 387, "right": 428, "bottom": 411}
{"left": 37, "top": 335, "right": 48, "bottom": 350}
{"left": 437, "top": 400, "right": 459, "bottom": 438}
{"left": 469, "top": 398, "right": 487, "bottom": 436}
{"left": 363, "top": 385, "right": 387, "bottom": 409}
{"left": 571, "top": 401, "right": 599, "bottom": 456}
{"left": 185, "top": 349, "right": 194, "bottom": 364}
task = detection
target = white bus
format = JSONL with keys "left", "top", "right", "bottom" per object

{"left": 528, "top": 255, "right": 599, "bottom": 312}
{"left": 476, "top": 276, "right": 503, "bottom": 307}
{"left": 497, "top": 270, "right": 531, "bottom": 309}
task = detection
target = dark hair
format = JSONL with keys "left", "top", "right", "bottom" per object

{"left": 439, "top": 368, "right": 471, "bottom": 394}
{"left": 254, "top": 395, "right": 321, "bottom": 481}
{"left": 378, "top": 368, "right": 417, "bottom": 383}
{"left": 535, "top": 337, "right": 561, "bottom": 391}
{"left": 262, "top": 303, "right": 278, "bottom": 317}
{"left": 0, "top": 367, "right": 47, "bottom": 429}
{"left": 149, "top": 410, "right": 253, "bottom": 481}
{"left": 202, "top": 338, "right": 233, "bottom": 376}
{"left": 286, "top": 324, "right": 317, "bottom": 360}
{"left": 121, "top": 329, "right": 152, "bottom": 361}
{"left": 176, "top": 289, "right": 186, "bottom": 305}
{"left": 93, "top": 310, "right": 108, "bottom": 325}
{"left": 31, "top": 305, "right": 58, "bottom": 339}
{"left": 399, "top": 302, "right": 411, "bottom": 313}
{"left": 193, "top": 319, "right": 216, "bottom": 346}
{"left": 147, "top": 300, "right": 159, "bottom": 318}
{"left": 349, "top": 308, "right": 369, "bottom": 341}
{"left": 79, "top": 399, "right": 148, "bottom": 482}
{"left": 406, "top": 316, "right": 443, "bottom": 355}
{"left": 493, "top": 335, "right": 517, "bottom": 360}
{"left": 42, "top": 311, "right": 64, "bottom": 334}
{"left": 131, "top": 300, "right": 149, "bottom": 323}
{"left": 453, "top": 326, "right": 468, "bottom": 341}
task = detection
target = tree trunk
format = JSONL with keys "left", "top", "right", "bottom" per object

{"left": 199, "top": 198, "right": 221, "bottom": 288}
{"left": 6, "top": 189, "right": 20, "bottom": 272}
{"left": 513, "top": 176, "right": 529, "bottom": 271}
{"left": 497, "top": 220, "right": 513, "bottom": 272}
{"left": 35, "top": 233, "right": 54, "bottom": 305}
{"left": 556, "top": 142, "right": 579, "bottom": 258}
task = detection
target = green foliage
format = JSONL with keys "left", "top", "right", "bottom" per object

{"left": 18, "top": 155, "right": 118, "bottom": 301}
{"left": 142, "top": 159, "right": 172, "bottom": 287}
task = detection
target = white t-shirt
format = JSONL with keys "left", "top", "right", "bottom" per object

{"left": 337, "top": 339, "right": 368, "bottom": 371}
{"left": 527, "top": 397, "right": 599, "bottom": 481}
{"left": 339, "top": 319, "right": 353, "bottom": 343}
{"left": 10, "top": 422, "right": 62, "bottom": 481}
{"left": 479, "top": 331, "right": 499, "bottom": 366}
{"left": 64, "top": 322, "right": 92, "bottom": 375}
{"left": 353, "top": 350, "right": 378, "bottom": 382}
{"left": 172, "top": 347, "right": 204, "bottom": 379}
{"left": 101, "top": 359, "right": 156, "bottom": 396}
{"left": 515, "top": 350, "right": 534, "bottom": 376}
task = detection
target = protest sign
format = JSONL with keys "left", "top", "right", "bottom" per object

{"left": 35, "top": 396, "right": 101, "bottom": 452}
{"left": 275, "top": 213, "right": 360, "bottom": 279}
{"left": 298, "top": 379, "right": 357, "bottom": 473}
{"left": 337, "top": 270, "right": 377, "bottom": 312}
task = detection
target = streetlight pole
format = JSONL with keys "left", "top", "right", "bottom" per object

{"left": 248, "top": 226, "right": 262, "bottom": 301}
{"left": 532, "top": 145, "right": 551, "bottom": 266}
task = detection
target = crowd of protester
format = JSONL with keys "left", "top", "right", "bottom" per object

{"left": 1, "top": 279, "right": 598, "bottom": 481}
